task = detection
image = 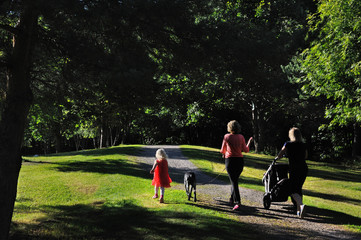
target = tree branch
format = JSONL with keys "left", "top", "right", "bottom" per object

{"left": 0, "top": 61, "right": 9, "bottom": 68}
{"left": 0, "top": 24, "right": 19, "bottom": 35}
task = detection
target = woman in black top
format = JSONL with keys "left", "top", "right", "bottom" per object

{"left": 276, "top": 127, "right": 308, "bottom": 218}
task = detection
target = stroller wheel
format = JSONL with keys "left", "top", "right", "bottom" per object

{"left": 263, "top": 193, "right": 271, "bottom": 209}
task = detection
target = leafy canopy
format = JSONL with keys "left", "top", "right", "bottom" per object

{"left": 299, "top": 0, "right": 361, "bottom": 126}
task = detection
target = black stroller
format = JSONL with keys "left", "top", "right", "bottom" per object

{"left": 262, "top": 159, "right": 294, "bottom": 209}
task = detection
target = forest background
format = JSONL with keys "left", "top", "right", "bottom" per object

{"left": 0, "top": 0, "right": 361, "bottom": 237}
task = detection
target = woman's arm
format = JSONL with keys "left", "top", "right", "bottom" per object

{"left": 275, "top": 145, "right": 286, "bottom": 160}
{"left": 220, "top": 137, "right": 227, "bottom": 158}
{"left": 247, "top": 137, "right": 253, "bottom": 148}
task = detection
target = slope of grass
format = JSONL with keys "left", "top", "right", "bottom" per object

{"left": 180, "top": 145, "right": 361, "bottom": 232}
{"left": 11, "top": 145, "right": 262, "bottom": 239}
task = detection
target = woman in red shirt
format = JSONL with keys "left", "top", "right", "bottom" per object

{"left": 221, "top": 120, "right": 253, "bottom": 210}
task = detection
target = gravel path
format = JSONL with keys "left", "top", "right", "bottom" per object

{"left": 137, "top": 145, "right": 361, "bottom": 240}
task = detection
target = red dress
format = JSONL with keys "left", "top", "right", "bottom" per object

{"left": 152, "top": 159, "right": 172, "bottom": 188}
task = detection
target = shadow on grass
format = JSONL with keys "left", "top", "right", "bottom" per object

{"left": 304, "top": 189, "right": 361, "bottom": 206}
{"left": 269, "top": 201, "right": 361, "bottom": 228}
{"left": 73, "top": 146, "right": 143, "bottom": 157}
{"left": 307, "top": 166, "right": 361, "bottom": 183}
{"left": 47, "top": 146, "right": 148, "bottom": 179}
{"left": 54, "top": 158, "right": 149, "bottom": 177}
{"left": 10, "top": 200, "right": 262, "bottom": 240}
{"left": 31, "top": 146, "right": 143, "bottom": 158}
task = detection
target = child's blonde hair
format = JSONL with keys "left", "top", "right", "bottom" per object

{"left": 156, "top": 148, "right": 168, "bottom": 160}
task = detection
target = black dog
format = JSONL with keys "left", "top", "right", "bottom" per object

{"left": 184, "top": 171, "right": 197, "bottom": 202}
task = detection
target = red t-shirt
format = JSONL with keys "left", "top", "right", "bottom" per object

{"left": 220, "top": 133, "right": 249, "bottom": 158}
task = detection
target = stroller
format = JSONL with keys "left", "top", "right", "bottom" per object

{"left": 262, "top": 159, "right": 294, "bottom": 209}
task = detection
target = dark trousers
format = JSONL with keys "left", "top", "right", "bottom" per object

{"left": 290, "top": 167, "right": 308, "bottom": 196}
{"left": 225, "top": 157, "right": 244, "bottom": 204}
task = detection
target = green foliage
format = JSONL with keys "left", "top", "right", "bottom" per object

{"left": 299, "top": 0, "right": 361, "bottom": 126}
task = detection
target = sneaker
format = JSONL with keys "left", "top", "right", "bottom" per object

{"left": 299, "top": 205, "right": 306, "bottom": 218}
{"left": 232, "top": 204, "right": 240, "bottom": 211}
{"left": 159, "top": 198, "right": 164, "bottom": 203}
{"left": 152, "top": 194, "right": 158, "bottom": 199}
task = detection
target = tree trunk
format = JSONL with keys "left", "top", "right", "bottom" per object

{"left": 352, "top": 123, "right": 360, "bottom": 158}
{"left": 55, "top": 128, "right": 63, "bottom": 153}
{"left": 99, "top": 126, "right": 104, "bottom": 148}
{"left": 0, "top": 6, "right": 38, "bottom": 239}
{"left": 251, "top": 102, "right": 265, "bottom": 153}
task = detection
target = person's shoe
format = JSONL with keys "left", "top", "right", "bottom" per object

{"left": 299, "top": 205, "right": 306, "bottom": 218}
{"left": 159, "top": 198, "right": 164, "bottom": 203}
{"left": 152, "top": 194, "right": 158, "bottom": 199}
{"left": 232, "top": 204, "right": 240, "bottom": 211}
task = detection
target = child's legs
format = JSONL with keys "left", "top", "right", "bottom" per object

{"left": 154, "top": 186, "right": 159, "bottom": 195}
{"left": 160, "top": 187, "right": 165, "bottom": 197}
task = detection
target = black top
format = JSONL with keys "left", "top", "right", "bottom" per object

{"left": 284, "top": 141, "right": 307, "bottom": 172}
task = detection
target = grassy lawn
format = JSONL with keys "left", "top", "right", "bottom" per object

{"left": 11, "top": 145, "right": 262, "bottom": 239}
{"left": 11, "top": 144, "right": 361, "bottom": 238}
{"left": 180, "top": 145, "right": 361, "bottom": 232}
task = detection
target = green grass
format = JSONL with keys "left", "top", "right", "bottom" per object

{"left": 11, "top": 145, "right": 262, "bottom": 239}
{"left": 180, "top": 145, "right": 361, "bottom": 232}
{"left": 11, "top": 144, "right": 361, "bottom": 238}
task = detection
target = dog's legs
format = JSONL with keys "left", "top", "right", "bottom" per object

{"left": 189, "top": 185, "right": 194, "bottom": 200}
{"left": 188, "top": 184, "right": 193, "bottom": 201}
{"left": 194, "top": 184, "right": 197, "bottom": 202}
{"left": 185, "top": 181, "right": 191, "bottom": 200}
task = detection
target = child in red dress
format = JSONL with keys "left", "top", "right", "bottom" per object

{"left": 150, "top": 148, "right": 172, "bottom": 203}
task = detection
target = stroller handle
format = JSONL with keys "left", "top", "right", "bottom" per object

{"left": 262, "top": 158, "right": 277, "bottom": 182}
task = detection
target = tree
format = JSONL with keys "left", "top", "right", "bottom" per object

{"left": 0, "top": 1, "right": 222, "bottom": 236}
{"left": 0, "top": 2, "right": 39, "bottom": 237}
{"left": 192, "top": 0, "right": 317, "bottom": 153}
{"left": 297, "top": 0, "right": 361, "bottom": 157}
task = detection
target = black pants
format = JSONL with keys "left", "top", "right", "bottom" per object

{"left": 290, "top": 166, "right": 308, "bottom": 196}
{"left": 225, "top": 157, "right": 244, "bottom": 204}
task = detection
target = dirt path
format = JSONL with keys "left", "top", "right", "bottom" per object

{"left": 137, "top": 145, "right": 361, "bottom": 240}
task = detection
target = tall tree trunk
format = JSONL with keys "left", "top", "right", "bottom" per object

{"left": 352, "top": 123, "right": 360, "bottom": 158}
{"left": 99, "top": 126, "right": 104, "bottom": 148}
{"left": 251, "top": 102, "right": 265, "bottom": 153}
{"left": 55, "top": 127, "right": 63, "bottom": 153}
{"left": 0, "top": 6, "right": 38, "bottom": 239}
